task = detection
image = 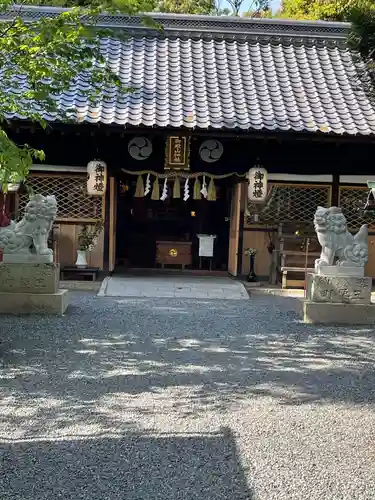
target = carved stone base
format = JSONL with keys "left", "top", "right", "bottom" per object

{"left": 3, "top": 253, "right": 53, "bottom": 264}
{"left": 303, "top": 301, "right": 375, "bottom": 325}
{"left": 315, "top": 264, "right": 364, "bottom": 277}
{"left": 0, "top": 263, "right": 59, "bottom": 294}
{"left": 306, "top": 273, "right": 371, "bottom": 304}
{"left": 0, "top": 290, "right": 69, "bottom": 315}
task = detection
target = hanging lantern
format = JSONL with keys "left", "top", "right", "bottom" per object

{"left": 364, "top": 181, "right": 375, "bottom": 212}
{"left": 248, "top": 164, "right": 268, "bottom": 203}
{"left": 87, "top": 160, "right": 107, "bottom": 196}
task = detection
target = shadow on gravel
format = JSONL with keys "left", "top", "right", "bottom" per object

{"left": 0, "top": 427, "right": 253, "bottom": 500}
{"left": 0, "top": 292, "right": 375, "bottom": 430}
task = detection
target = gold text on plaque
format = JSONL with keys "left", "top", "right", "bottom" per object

{"left": 165, "top": 136, "right": 190, "bottom": 171}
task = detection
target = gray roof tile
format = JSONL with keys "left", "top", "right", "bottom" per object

{"left": 3, "top": 7, "right": 375, "bottom": 135}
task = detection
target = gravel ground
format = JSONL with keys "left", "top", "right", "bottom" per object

{"left": 0, "top": 292, "right": 375, "bottom": 500}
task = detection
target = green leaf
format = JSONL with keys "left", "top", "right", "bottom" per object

{"left": 0, "top": 3, "right": 151, "bottom": 185}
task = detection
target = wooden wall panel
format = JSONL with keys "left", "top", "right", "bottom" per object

{"left": 55, "top": 223, "right": 104, "bottom": 269}
{"left": 57, "top": 224, "right": 76, "bottom": 266}
{"left": 241, "top": 231, "right": 271, "bottom": 278}
{"left": 240, "top": 181, "right": 247, "bottom": 211}
{"left": 88, "top": 230, "right": 104, "bottom": 269}
{"left": 241, "top": 231, "right": 375, "bottom": 280}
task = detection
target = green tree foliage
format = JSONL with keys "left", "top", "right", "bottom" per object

{"left": 348, "top": 2, "right": 375, "bottom": 101}
{"left": 0, "top": 0, "right": 152, "bottom": 192}
{"left": 145, "top": 0, "right": 270, "bottom": 15}
{"left": 156, "top": 0, "right": 214, "bottom": 14}
{"left": 278, "top": 0, "right": 347, "bottom": 21}
{"left": 61, "top": 0, "right": 268, "bottom": 16}
{"left": 279, "top": 0, "right": 372, "bottom": 21}
{"left": 228, "top": 0, "right": 269, "bottom": 16}
{"left": 37, "top": 0, "right": 211, "bottom": 13}
{"left": 242, "top": 4, "right": 272, "bottom": 18}
{"left": 37, "top": 0, "right": 157, "bottom": 9}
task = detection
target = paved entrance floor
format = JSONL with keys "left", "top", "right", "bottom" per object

{"left": 99, "top": 275, "right": 249, "bottom": 299}
{"left": 1, "top": 293, "right": 375, "bottom": 500}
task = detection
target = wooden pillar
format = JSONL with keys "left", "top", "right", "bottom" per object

{"left": 228, "top": 182, "right": 241, "bottom": 277}
{"left": 108, "top": 177, "right": 117, "bottom": 274}
{"left": 332, "top": 173, "right": 340, "bottom": 206}
{"left": 236, "top": 182, "right": 246, "bottom": 277}
{"left": 103, "top": 178, "right": 111, "bottom": 274}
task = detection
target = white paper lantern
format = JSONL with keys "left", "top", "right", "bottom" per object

{"left": 248, "top": 166, "right": 268, "bottom": 203}
{"left": 87, "top": 160, "right": 107, "bottom": 196}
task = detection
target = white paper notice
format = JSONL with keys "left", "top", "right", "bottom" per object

{"left": 197, "top": 234, "right": 216, "bottom": 257}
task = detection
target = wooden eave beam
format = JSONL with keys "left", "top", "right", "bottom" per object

{"left": 5, "top": 119, "right": 375, "bottom": 146}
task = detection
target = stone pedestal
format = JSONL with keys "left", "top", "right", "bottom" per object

{"left": 303, "top": 273, "right": 375, "bottom": 324}
{"left": 0, "top": 263, "right": 69, "bottom": 315}
{"left": 0, "top": 290, "right": 69, "bottom": 315}
{"left": 304, "top": 302, "right": 375, "bottom": 325}
{"left": 3, "top": 253, "right": 53, "bottom": 264}
{"left": 315, "top": 264, "right": 365, "bottom": 277}
{"left": 306, "top": 274, "right": 371, "bottom": 304}
{"left": 0, "top": 263, "right": 59, "bottom": 294}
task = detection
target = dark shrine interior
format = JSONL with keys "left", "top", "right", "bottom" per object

{"left": 115, "top": 176, "right": 233, "bottom": 270}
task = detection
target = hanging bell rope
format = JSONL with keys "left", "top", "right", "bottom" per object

{"left": 173, "top": 177, "right": 181, "bottom": 199}
{"left": 151, "top": 176, "right": 160, "bottom": 200}
{"left": 193, "top": 178, "right": 201, "bottom": 200}
{"left": 207, "top": 177, "right": 216, "bottom": 201}
{"left": 134, "top": 175, "right": 144, "bottom": 198}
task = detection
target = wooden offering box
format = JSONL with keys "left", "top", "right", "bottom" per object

{"left": 156, "top": 241, "right": 192, "bottom": 269}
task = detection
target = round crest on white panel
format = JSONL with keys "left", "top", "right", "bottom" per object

{"left": 128, "top": 137, "right": 153, "bottom": 160}
{"left": 199, "top": 140, "right": 224, "bottom": 163}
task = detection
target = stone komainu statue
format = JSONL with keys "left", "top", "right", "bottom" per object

{"left": 314, "top": 206, "right": 368, "bottom": 272}
{"left": 0, "top": 194, "right": 57, "bottom": 260}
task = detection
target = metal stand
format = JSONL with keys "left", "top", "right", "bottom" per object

{"left": 199, "top": 256, "right": 213, "bottom": 271}
{"left": 247, "top": 255, "right": 257, "bottom": 282}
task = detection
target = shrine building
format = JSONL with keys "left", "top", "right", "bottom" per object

{"left": 4, "top": 7, "right": 375, "bottom": 286}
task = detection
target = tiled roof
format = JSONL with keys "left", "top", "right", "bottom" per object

{"left": 4, "top": 7, "right": 375, "bottom": 135}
